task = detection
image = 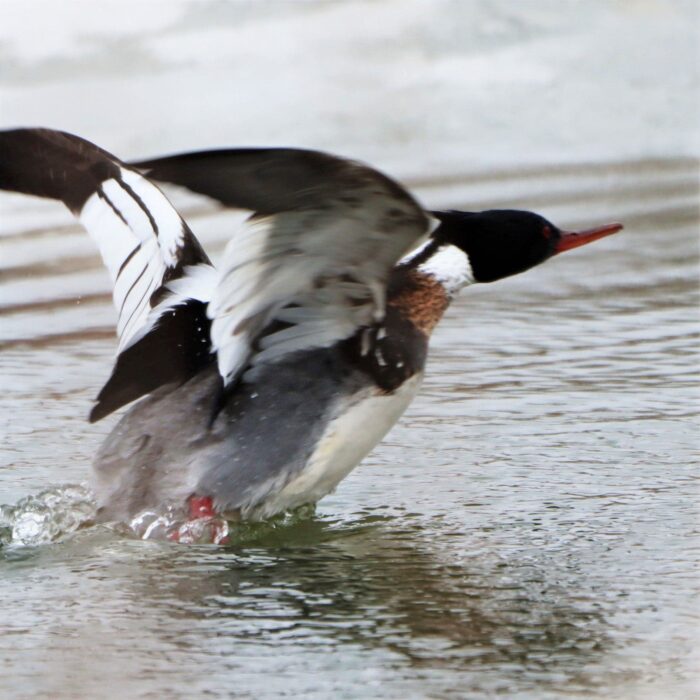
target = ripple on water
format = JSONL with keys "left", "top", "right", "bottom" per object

{"left": 0, "top": 152, "right": 698, "bottom": 698}
{"left": 0, "top": 485, "right": 325, "bottom": 549}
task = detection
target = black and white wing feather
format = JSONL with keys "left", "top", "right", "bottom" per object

{"left": 0, "top": 129, "right": 216, "bottom": 421}
{"left": 135, "top": 148, "right": 430, "bottom": 385}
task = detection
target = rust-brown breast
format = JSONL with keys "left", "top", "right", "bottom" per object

{"left": 387, "top": 268, "right": 450, "bottom": 336}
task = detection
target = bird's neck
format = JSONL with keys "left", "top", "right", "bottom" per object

{"left": 388, "top": 242, "right": 475, "bottom": 335}
{"left": 413, "top": 241, "right": 475, "bottom": 295}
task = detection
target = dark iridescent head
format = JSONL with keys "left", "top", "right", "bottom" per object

{"left": 429, "top": 209, "right": 622, "bottom": 283}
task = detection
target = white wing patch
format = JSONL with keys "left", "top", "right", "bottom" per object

{"left": 79, "top": 166, "right": 214, "bottom": 351}
{"left": 125, "top": 263, "right": 218, "bottom": 351}
{"left": 209, "top": 214, "right": 360, "bottom": 384}
{"left": 208, "top": 216, "right": 274, "bottom": 384}
{"left": 209, "top": 206, "right": 424, "bottom": 385}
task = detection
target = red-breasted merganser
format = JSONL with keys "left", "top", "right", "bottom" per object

{"left": 0, "top": 129, "right": 622, "bottom": 527}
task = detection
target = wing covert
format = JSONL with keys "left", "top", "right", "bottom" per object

{"left": 135, "top": 147, "right": 431, "bottom": 385}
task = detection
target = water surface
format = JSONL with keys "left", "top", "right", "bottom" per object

{"left": 1, "top": 154, "right": 698, "bottom": 699}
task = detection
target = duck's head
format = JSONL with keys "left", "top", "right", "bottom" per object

{"left": 411, "top": 209, "right": 622, "bottom": 292}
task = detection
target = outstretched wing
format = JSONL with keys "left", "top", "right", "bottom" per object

{"left": 135, "top": 148, "right": 430, "bottom": 386}
{"left": 0, "top": 128, "right": 217, "bottom": 421}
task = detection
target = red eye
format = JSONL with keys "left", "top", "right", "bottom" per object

{"left": 542, "top": 225, "right": 552, "bottom": 239}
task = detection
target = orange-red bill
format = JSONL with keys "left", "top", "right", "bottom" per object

{"left": 555, "top": 222, "right": 623, "bottom": 253}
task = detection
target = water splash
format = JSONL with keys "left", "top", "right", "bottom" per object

{"left": 127, "top": 502, "right": 318, "bottom": 545}
{"left": 0, "top": 484, "right": 319, "bottom": 547}
{"left": 127, "top": 506, "right": 231, "bottom": 544}
{"left": 0, "top": 483, "right": 97, "bottom": 546}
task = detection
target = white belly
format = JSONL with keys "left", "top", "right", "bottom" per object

{"left": 254, "top": 373, "right": 423, "bottom": 517}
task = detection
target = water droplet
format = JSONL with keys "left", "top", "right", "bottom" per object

{"left": 1, "top": 484, "right": 96, "bottom": 546}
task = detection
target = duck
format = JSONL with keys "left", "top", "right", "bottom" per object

{"left": 0, "top": 128, "right": 622, "bottom": 531}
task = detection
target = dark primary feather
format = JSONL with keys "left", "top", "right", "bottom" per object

{"left": 0, "top": 128, "right": 120, "bottom": 212}
{"left": 132, "top": 147, "right": 413, "bottom": 214}
{"left": 89, "top": 300, "right": 213, "bottom": 422}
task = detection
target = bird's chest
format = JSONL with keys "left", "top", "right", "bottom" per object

{"left": 255, "top": 372, "right": 423, "bottom": 517}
